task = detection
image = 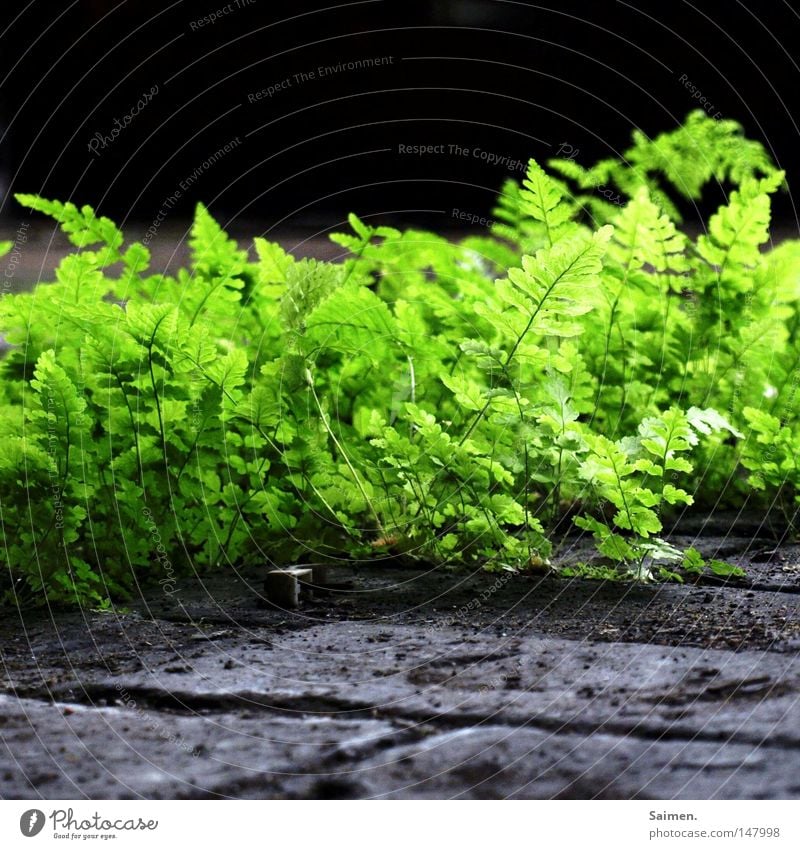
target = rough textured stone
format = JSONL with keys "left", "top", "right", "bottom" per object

{"left": 1, "top": 550, "right": 798, "bottom": 799}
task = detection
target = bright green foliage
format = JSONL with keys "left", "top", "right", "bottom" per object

{"left": 492, "top": 159, "right": 581, "bottom": 252}
{"left": 545, "top": 110, "right": 777, "bottom": 223}
{"left": 574, "top": 407, "right": 740, "bottom": 579}
{"left": 677, "top": 547, "right": 745, "bottom": 581}
{"left": 740, "top": 407, "right": 800, "bottom": 527}
{"left": 2, "top": 111, "right": 798, "bottom": 606}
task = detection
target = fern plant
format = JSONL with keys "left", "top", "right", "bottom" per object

{"left": 0, "top": 111, "right": 796, "bottom": 606}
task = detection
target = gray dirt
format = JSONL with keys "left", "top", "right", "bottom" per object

{"left": 1, "top": 519, "right": 799, "bottom": 799}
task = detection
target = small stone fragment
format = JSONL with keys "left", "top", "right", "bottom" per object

{"left": 264, "top": 568, "right": 313, "bottom": 607}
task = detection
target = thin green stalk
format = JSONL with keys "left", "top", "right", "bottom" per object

{"left": 306, "top": 370, "right": 385, "bottom": 536}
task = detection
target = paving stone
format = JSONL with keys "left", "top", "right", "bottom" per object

{"left": 1, "top": 546, "right": 798, "bottom": 799}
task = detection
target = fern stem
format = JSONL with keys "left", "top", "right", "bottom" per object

{"left": 608, "top": 452, "right": 640, "bottom": 573}
{"left": 113, "top": 372, "right": 143, "bottom": 488}
{"left": 307, "top": 371, "right": 385, "bottom": 536}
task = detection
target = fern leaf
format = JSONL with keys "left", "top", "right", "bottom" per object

{"left": 281, "top": 259, "right": 346, "bottom": 333}
{"left": 254, "top": 237, "right": 294, "bottom": 285}
{"left": 696, "top": 174, "right": 783, "bottom": 290}
{"left": 481, "top": 225, "right": 612, "bottom": 344}
{"left": 29, "top": 350, "right": 88, "bottom": 452}
{"left": 626, "top": 111, "right": 778, "bottom": 200}
{"left": 301, "top": 282, "right": 397, "bottom": 360}
{"left": 206, "top": 347, "right": 249, "bottom": 398}
{"left": 190, "top": 203, "right": 248, "bottom": 280}
{"left": 609, "top": 187, "right": 688, "bottom": 277}
{"left": 125, "top": 302, "right": 179, "bottom": 351}
{"left": 15, "top": 195, "right": 124, "bottom": 253}
{"left": 518, "top": 159, "right": 575, "bottom": 246}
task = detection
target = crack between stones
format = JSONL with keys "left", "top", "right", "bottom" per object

{"left": 7, "top": 683, "right": 795, "bottom": 753}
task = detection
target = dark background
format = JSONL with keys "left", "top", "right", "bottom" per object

{"left": 2, "top": 0, "right": 799, "bottom": 232}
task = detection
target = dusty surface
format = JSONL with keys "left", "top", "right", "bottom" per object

{"left": 1, "top": 520, "right": 799, "bottom": 800}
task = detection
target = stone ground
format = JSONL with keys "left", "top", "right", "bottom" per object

{"left": 1, "top": 224, "right": 799, "bottom": 798}
{"left": 1, "top": 517, "right": 799, "bottom": 800}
